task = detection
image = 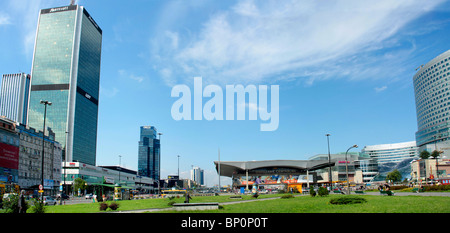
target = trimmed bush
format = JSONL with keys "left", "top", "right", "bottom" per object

{"left": 99, "top": 202, "right": 108, "bottom": 211}
{"left": 167, "top": 201, "right": 176, "bottom": 206}
{"left": 310, "top": 189, "right": 316, "bottom": 197}
{"left": 108, "top": 202, "right": 120, "bottom": 210}
{"left": 329, "top": 196, "right": 367, "bottom": 205}
{"left": 318, "top": 187, "right": 329, "bottom": 197}
{"left": 281, "top": 194, "right": 294, "bottom": 199}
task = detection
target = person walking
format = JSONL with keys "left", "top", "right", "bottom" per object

{"left": 184, "top": 192, "right": 192, "bottom": 203}
{"left": 18, "top": 190, "right": 27, "bottom": 213}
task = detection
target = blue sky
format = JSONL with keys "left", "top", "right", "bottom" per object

{"left": 0, "top": 0, "right": 450, "bottom": 186}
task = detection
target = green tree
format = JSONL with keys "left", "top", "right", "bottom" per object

{"left": 430, "top": 150, "right": 441, "bottom": 159}
{"left": 73, "top": 178, "right": 87, "bottom": 195}
{"left": 386, "top": 169, "right": 402, "bottom": 183}
{"left": 419, "top": 150, "right": 430, "bottom": 159}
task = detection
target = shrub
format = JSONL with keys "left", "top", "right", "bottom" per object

{"left": 318, "top": 187, "right": 329, "bottom": 197}
{"left": 99, "top": 202, "right": 108, "bottom": 211}
{"left": 1, "top": 194, "right": 22, "bottom": 213}
{"left": 30, "top": 199, "right": 46, "bottom": 213}
{"left": 310, "top": 189, "right": 316, "bottom": 197}
{"left": 329, "top": 196, "right": 367, "bottom": 205}
{"left": 281, "top": 194, "right": 294, "bottom": 199}
{"left": 167, "top": 201, "right": 176, "bottom": 206}
{"left": 108, "top": 202, "right": 120, "bottom": 210}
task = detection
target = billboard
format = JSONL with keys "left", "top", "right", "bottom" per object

{"left": 0, "top": 142, "right": 19, "bottom": 170}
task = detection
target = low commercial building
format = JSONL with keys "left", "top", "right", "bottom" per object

{"left": 410, "top": 158, "right": 450, "bottom": 184}
{"left": 62, "top": 162, "right": 155, "bottom": 194}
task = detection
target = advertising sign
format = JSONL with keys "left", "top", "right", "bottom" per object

{"left": 0, "top": 142, "right": 19, "bottom": 170}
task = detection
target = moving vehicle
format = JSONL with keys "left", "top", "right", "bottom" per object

{"left": 43, "top": 196, "right": 57, "bottom": 205}
{"left": 56, "top": 193, "right": 70, "bottom": 200}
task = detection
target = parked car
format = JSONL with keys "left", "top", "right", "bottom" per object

{"left": 56, "top": 193, "right": 70, "bottom": 200}
{"left": 85, "top": 193, "right": 93, "bottom": 199}
{"left": 43, "top": 196, "right": 57, "bottom": 205}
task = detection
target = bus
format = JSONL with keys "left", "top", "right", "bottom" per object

{"left": 161, "top": 189, "right": 186, "bottom": 198}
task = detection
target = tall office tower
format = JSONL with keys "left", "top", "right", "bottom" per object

{"left": 191, "top": 166, "right": 204, "bottom": 186}
{"left": 138, "top": 126, "right": 161, "bottom": 180}
{"left": 0, "top": 73, "right": 31, "bottom": 124}
{"left": 27, "top": 5, "right": 102, "bottom": 166}
{"left": 413, "top": 49, "right": 450, "bottom": 152}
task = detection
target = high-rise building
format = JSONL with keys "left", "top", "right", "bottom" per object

{"left": 27, "top": 5, "right": 102, "bottom": 166}
{"left": 191, "top": 166, "right": 204, "bottom": 186}
{"left": 138, "top": 126, "right": 161, "bottom": 180}
{"left": 413, "top": 49, "right": 450, "bottom": 149}
{"left": 0, "top": 73, "right": 31, "bottom": 125}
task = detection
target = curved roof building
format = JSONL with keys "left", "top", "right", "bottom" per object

{"left": 413, "top": 49, "right": 450, "bottom": 147}
{"left": 361, "top": 141, "right": 418, "bottom": 164}
{"left": 214, "top": 159, "right": 337, "bottom": 178}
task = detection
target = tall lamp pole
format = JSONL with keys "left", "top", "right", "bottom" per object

{"left": 177, "top": 155, "right": 180, "bottom": 177}
{"left": 118, "top": 155, "right": 122, "bottom": 185}
{"left": 326, "top": 134, "right": 332, "bottom": 186}
{"left": 40, "top": 100, "right": 51, "bottom": 201}
{"left": 345, "top": 144, "right": 358, "bottom": 195}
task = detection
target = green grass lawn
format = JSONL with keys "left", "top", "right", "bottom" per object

{"left": 159, "top": 195, "right": 450, "bottom": 213}
{"left": 43, "top": 194, "right": 281, "bottom": 213}
{"left": 28, "top": 194, "right": 450, "bottom": 213}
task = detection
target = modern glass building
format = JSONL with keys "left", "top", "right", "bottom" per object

{"left": 413, "top": 49, "right": 450, "bottom": 147}
{"left": 361, "top": 141, "right": 419, "bottom": 164}
{"left": 138, "top": 126, "right": 161, "bottom": 180}
{"left": 0, "top": 73, "right": 31, "bottom": 125}
{"left": 27, "top": 5, "right": 102, "bottom": 166}
{"left": 191, "top": 166, "right": 204, "bottom": 186}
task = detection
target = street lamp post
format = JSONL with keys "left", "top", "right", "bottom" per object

{"left": 40, "top": 100, "right": 51, "bottom": 201}
{"left": 118, "top": 155, "right": 122, "bottom": 185}
{"left": 177, "top": 155, "right": 180, "bottom": 177}
{"left": 345, "top": 144, "right": 358, "bottom": 195}
{"left": 326, "top": 134, "right": 332, "bottom": 186}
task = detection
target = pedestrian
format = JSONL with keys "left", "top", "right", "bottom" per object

{"left": 184, "top": 192, "right": 192, "bottom": 203}
{"left": 18, "top": 190, "right": 27, "bottom": 213}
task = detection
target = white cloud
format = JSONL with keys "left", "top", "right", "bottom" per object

{"left": 0, "top": 14, "right": 11, "bottom": 25}
{"left": 152, "top": 0, "right": 445, "bottom": 86}
{"left": 118, "top": 69, "right": 145, "bottom": 83}
{"left": 100, "top": 86, "right": 119, "bottom": 98}
{"left": 375, "top": 86, "right": 388, "bottom": 92}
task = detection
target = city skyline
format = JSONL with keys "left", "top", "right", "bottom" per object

{"left": 0, "top": 0, "right": 450, "bottom": 186}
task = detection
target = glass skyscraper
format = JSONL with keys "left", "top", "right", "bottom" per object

{"left": 138, "top": 126, "right": 161, "bottom": 180}
{"left": 413, "top": 49, "right": 450, "bottom": 147}
{"left": 27, "top": 5, "right": 102, "bottom": 166}
{"left": 0, "top": 73, "right": 31, "bottom": 125}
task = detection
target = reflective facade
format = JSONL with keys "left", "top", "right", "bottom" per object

{"left": 361, "top": 141, "right": 418, "bottom": 164}
{"left": 413, "top": 49, "right": 450, "bottom": 147}
{"left": 138, "top": 126, "right": 161, "bottom": 180}
{"left": 28, "top": 5, "right": 102, "bottom": 166}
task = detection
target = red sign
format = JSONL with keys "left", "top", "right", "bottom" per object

{"left": 0, "top": 142, "right": 19, "bottom": 170}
